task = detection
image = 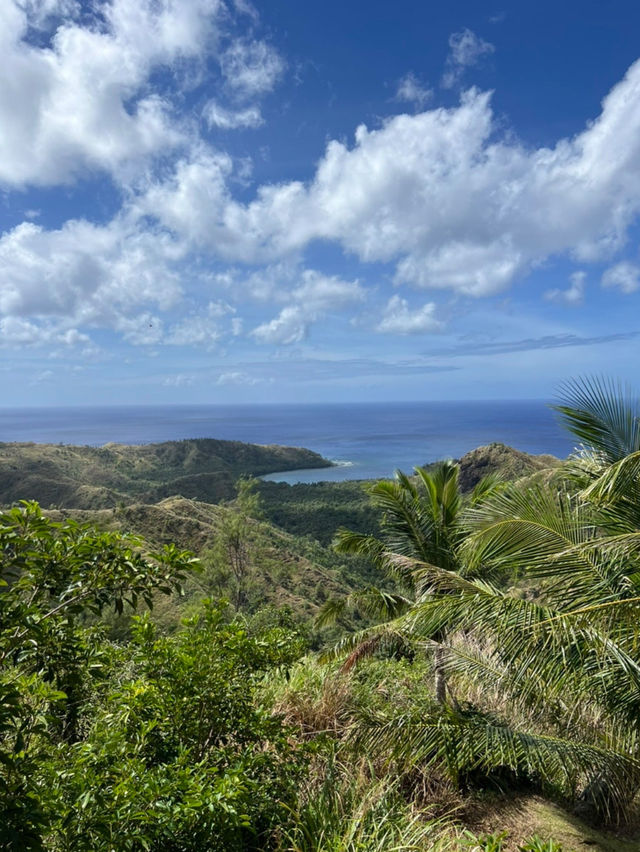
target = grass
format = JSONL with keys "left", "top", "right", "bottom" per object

{"left": 454, "top": 795, "right": 640, "bottom": 851}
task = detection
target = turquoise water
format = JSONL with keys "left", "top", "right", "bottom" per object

{"left": 0, "top": 400, "right": 574, "bottom": 483}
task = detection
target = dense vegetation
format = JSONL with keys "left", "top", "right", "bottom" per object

{"left": 0, "top": 438, "right": 331, "bottom": 508}
{"left": 4, "top": 378, "right": 640, "bottom": 850}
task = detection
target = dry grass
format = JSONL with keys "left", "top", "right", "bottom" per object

{"left": 453, "top": 794, "right": 640, "bottom": 851}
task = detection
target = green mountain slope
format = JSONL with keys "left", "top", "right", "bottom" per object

{"left": 0, "top": 438, "right": 331, "bottom": 508}
{"left": 46, "top": 496, "right": 366, "bottom": 631}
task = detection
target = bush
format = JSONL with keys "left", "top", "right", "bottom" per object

{"left": 0, "top": 503, "right": 307, "bottom": 851}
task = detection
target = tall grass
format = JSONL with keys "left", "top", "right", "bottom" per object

{"left": 278, "top": 757, "right": 451, "bottom": 852}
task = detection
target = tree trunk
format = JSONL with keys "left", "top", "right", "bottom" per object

{"left": 434, "top": 644, "right": 447, "bottom": 704}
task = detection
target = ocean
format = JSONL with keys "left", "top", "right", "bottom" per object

{"left": 0, "top": 400, "right": 576, "bottom": 484}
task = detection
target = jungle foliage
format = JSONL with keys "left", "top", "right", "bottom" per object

{"left": 4, "top": 377, "right": 640, "bottom": 850}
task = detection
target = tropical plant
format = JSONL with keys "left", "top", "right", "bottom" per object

{"left": 0, "top": 501, "right": 197, "bottom": 850}
{"left": 279, "top": 755, "right": 449, "bottom": 852}
{"left": 328, "top": 378, "right": 640, "bottom": 823}
{"left": 319, "top": 461, "right": 500, "bottom": 701}
{"left": 0, "top": 502, "right": 308, "bottom": 851}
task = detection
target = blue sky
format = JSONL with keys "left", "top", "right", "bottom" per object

{"left": 2, "top": 0, "right": 640, "bottom": 406}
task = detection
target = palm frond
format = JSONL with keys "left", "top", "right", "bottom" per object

{"left": 315, "top": 597, "right": 349, "bottom": 629}
{"left": 333, "top": 529, "right": 385, "bottom": 560}
{"left": 461, "top": 482, "right": 600, "bottom": 588}
{"left": 376, "top": 557, "right": 640, "bottom": 723}
{"left": 355, "top": 709, "right": 640, "bottom": 821}
{"left": 319, "top": 621, "right": 412, "bottom": 666}
{"left": 469, "top": 472, "right": 505, "bottom": 506}
{"left": 582, "top": 450, "right": 640, "bottom": 512}
{"left": 553, "top": 376, "right": 640, "bottom": 463}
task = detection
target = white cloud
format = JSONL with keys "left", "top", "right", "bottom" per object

{"left": 139, "top": 59, "right": 640, "bottom": 298}
{"left": 395, "top": 72, "right": 432, "bottom": 108}
{"left": 251, "top": 270, "right": 364, "bottom": 344}
{"left": 135, "top": 150, "right": 235, "bottom": 250}
{"left": 252, "top": 306, "right": 307, "bottom": 345}
{"left": 166, "top": 301, "right": 234, "bottom": 346}
{"left": 442, "top": 28, "right": 494, "bottom": 89}
{"left": 163, "top": 373, "right": 195, "bottom": 387}
{"left": 30, "top": 369, "right": 54, "bottom": 385}
{"left": 5, "top": 20, "right": 640, "bottom": 357}
{"left": 0, "top": 316, "right": 89, "bottom": 347}
{"left": 292, "top": 270, "right": 365, "bottom": 312}
{"left": 544, "top": 270, "right": 586, "bottom": 305}
{"left": 114, "top": 314, "right": 163, "bottom": 346}
{"left": 0, "top": 219, "right": 182, "bottom": 333}
{"left": 204, "top": 100, "right": 264, "bottom": 129}
{"left": 448, "top": 28, "right": 495, "bottom": 67}
{"left": 0, "top": 0, "right": 285, "bottom": 188}
{"left": 220, "top": 39, "right": 285, "bottom": 98}
{"left": 216, "top": 370, "right": 260, "bottom": 385}
{"left": 0, "top": 0, "right": 225, "bottom": 187}
{"left": 231, "top": 0, "right": 259, "bottom": 21}
{"left": 376, "top": 295, "right": 442, "bottom": 334}
{"left": 601, "top": 261, "right": 640, "bottom": 293}
{"left": 19, "top": 0, "right": 81, "bottom": 29}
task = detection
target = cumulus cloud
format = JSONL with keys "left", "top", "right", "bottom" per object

{"left": 0, "top": 0, "right": 285, "bottom": 188}
{"left": 166, "top": 302, "right": 234, "bottom": 346}
{"left": 0, "top": 0, "right": 227, "bottom": 186}
{"left": 395, "top": 72, "right": 432, "bottom": 108}
{"left": 544, "top": 271, "right": 586, "bottom": 305}
{"left": 251, "top": 270, "right": 365, "bottom": 344}
{"left": 139, "top": 59, "right": 640, "bottom": 298}
{"left": 601, "top": 261, "right": 640, "bottom": 293}
{"left": 0, "top": 219, "right": 182, "bottom": 333}
{"left": 251, "top": 306, "right": 307, "bottom": 345}
{"left": 0, "top": 316, "right": 90, "bottom": 347}
{"left": 4, "top": 3, "right": 640, "bottom": 356}
{"left": 375, "top": 296, "right": 442, "bottom": 334}
{"left": 19, "top": 0, "right": 81, "bottom": 29}
{"left": 442, "top": 28, "right": 495, "bottom": 89}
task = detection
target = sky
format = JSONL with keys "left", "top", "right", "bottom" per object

{"left": 2, "top": 0, "right": 640, "bottom": 406}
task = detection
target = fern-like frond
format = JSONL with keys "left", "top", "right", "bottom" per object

{"left": 355, "top": 709, "right": 640, "bottom": 821}
{"left": 553, "top": 376, "right": 640, "bottom": 463}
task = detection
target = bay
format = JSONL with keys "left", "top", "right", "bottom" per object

{"left": 0, "top": 400, "right": 575, "bottom": 483}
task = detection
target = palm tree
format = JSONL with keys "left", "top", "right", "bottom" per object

{"left": 329, "top": 377, "right": 640, "bottom": 823}
{"left": 319, "top": 460, "right": 499, "bottom": 702}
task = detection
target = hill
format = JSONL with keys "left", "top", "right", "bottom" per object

{"left": 46, "top": 496, "right": 374, "bottom": 634}
{"left": 258, "top": 443, "right": 561, "bottom": 545}
{"left": 1, "top": 440, "right": 561, "bottom": 629}
{"left": 0, "top": 438, "right": 331, "bottom": 509}
{"left": 451, "top": 441, "right": 561, "bottom": 491}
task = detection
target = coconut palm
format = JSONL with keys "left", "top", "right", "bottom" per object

{"left": 334, "top": 378, "right": 640, "bottom": 823}
{"left": 319, "top": 460, "right": 500, "bottom": 701}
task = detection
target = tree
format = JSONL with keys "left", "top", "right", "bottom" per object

{"left": 204, "top": 478, "right": 263, "bottom": 610}
{"left": 349, "top": 378, "right": 640, "bottom": 823}
{"left": 319, "top": 461, "right": 500, "bottom": 702}
{"left": 0, "top": 502, "right": 308, "bottom": 850}
{"left": 0, "top": 502, "right": 195, "bottom": 850}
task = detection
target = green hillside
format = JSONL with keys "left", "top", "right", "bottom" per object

{"left": 46, "top": 495, "right": 371, "bottom": 632}
{"left": 7, "top": 400, "right": 640, "bottom": 850}
{"left": 0, "top": 438, "right": 331, "bottom": 508}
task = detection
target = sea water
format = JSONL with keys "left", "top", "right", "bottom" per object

{"left": 0, "top": 400, "right": 575, "bottom": 483}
